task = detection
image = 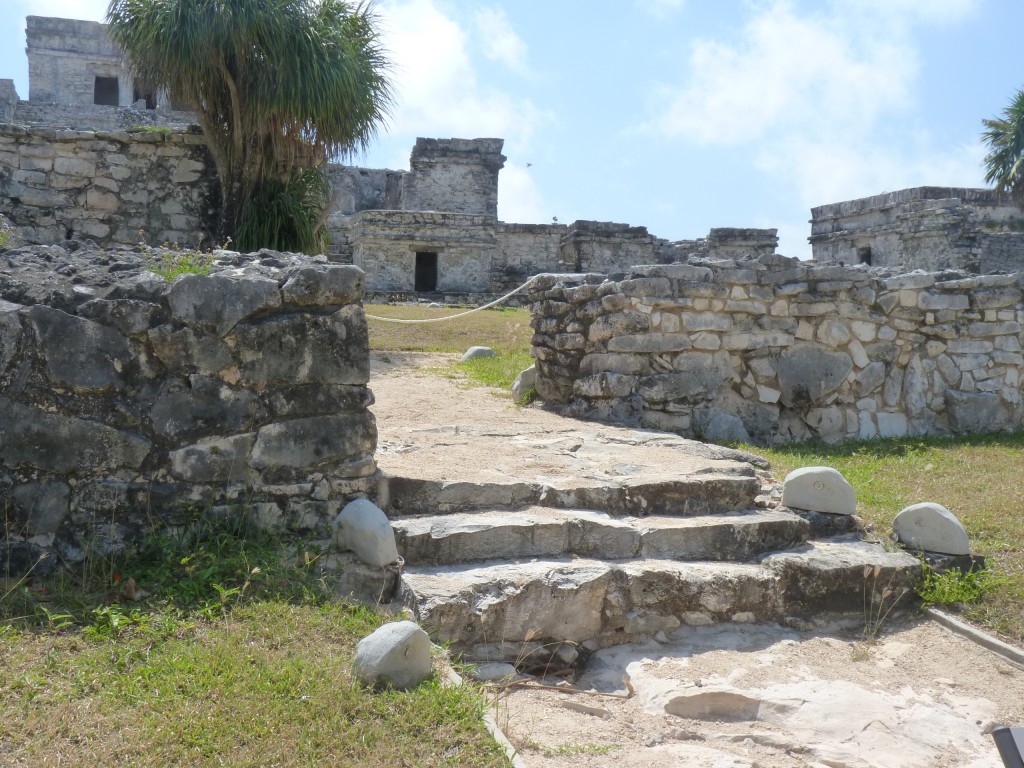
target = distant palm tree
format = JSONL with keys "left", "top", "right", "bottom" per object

{"left": 982, "top": 88, "right": 1024, "bottom": 199}
{"left": 106, "top": 0, "right": 393, "bottom": 253}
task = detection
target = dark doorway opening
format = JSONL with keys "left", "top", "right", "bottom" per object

{"left": 133, "top": 87, "right": 157, "bottom": 109}
{"left": 415, "top": 252, "right": 438, "bottom": 292}
{"left": 857, "top": 246, "right": 873, "bottom": 266}
{"left": 94, "top": 76, "right": 119, "bottom": 106}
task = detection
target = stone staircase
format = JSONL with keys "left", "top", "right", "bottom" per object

{"left": 383, "top": 472, "right": 921, "bottom": 660}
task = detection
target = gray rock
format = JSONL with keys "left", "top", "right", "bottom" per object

{"left": 149, "top": 376, "right": 259, "bottom": 440}
{"left": 168, "top": 434, "right": 256, "bottom": 483}
{"left": 699, "top": 410, "right": 751, "bottom": 444}
{"left": 148, "top": 325, "right": 234, "bottom": 372}
{"left": 281, "top": 265, "right": 364, "bottom": 306}
{"left": 892, "top": 502, "right": 970, "bottom": 555}
{"left": 251, "top": 413, "right": 376, "bottom": 470}
{"left": 166, "top": 274, "right": 281, "bottom": 335}
{"left": 777, "top": 346, "right": 852, "bottom": 406}
{"left": 234, "top": 307, "right": 369, "bottom": 386}
{"left": 462, "top": 345, "right": 496, "bottom": 361}
{"left": 0, "top": 398, "right": 151, "bottom": 472}
{"left": 77, "top": 298, "right": 160, "bottom": 337}
{"left": 468, "top": 662, "right": 519, "bottom": 682}
{"left": 511, "top": 364, "right": 537, "bottom": 402}
{"left": 12, "top": 480, "right": 71, "bottom": 535}
{"left": 24, "top": 304, "right": 130, "bottom": 391}
{"left": 781, "top": 466, "right": 856, "bottom": 515}
{"left": 946, "top": 390, "right": 1003, "bottom": 433}
{"left": 663, "top": 688, "right": 761, "bottom": 721}
{"left": 353, "top": 620, "right": 432, "bottom": 690}
{"left": 334, "top": 498, "right": 399, "bottom": 567}
{"left": 0, "top": 300, "right": 21, "bottom": 375}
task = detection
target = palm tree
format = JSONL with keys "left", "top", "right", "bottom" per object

{"left": 982, "top": 88, "right": 1024, "bottom": 199}
{"left": 106, "top": 0, "right": 393, "bottom": 253}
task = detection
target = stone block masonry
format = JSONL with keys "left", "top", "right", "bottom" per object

{"left": 0, "top": 245, "right": 378, "bottom": 577}
{"left": 529, "top": 255, "right": 1024, "bottom": 444}
{"left": 0, "top": 123, "right": 218, "bottom": 247}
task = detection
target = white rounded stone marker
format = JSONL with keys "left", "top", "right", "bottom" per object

{"left": 353, "top": 620, "right": 432, "bottom": 689}
{"left": 334, "top": 498, "right": 400, "bottom": 567}
{"left": 781, "top": 466, "right": 857, "bottom": 515}
{"left": 892, "top": 502, "right": 970, "bottom": 555}
{"left": 462, "top": 345, "right": 496, "bottom": 361}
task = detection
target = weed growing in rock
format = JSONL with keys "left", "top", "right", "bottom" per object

{"left": 861, "top": 564, "right": 911, "bottom": 641}
{"left": 139, "top": 230, "right": 227, "bottom": 281}
{"left": 917, "top": 564, "right": 1002, "bottom": 609}
{"left": 0, "top": 217, "right": 19, "bottom": 250}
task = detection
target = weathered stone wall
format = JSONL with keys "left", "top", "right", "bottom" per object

{"left": 26, "top": 16, "right": 129, "bottom": 106}
{"left": 0, "top": 81, "right": 18, "bottom": 124}
{"left": 0, "top": 124, "right": 217, "bottom": 246}
{"left": 0, "top": 245, "right": 377, "bottom": 577}
{"left": 529, "top": 255, "right": 1024, "bottom": 445}
{"left": 810, "top": 187, "right": 1024, "bottom": 274}
{"left": 491, "top": 223, "right": 568, "bottom": 291}
{"left": 10, "top": 100, "right": 194, "bottom": 132}
{"left": 349, "top": 210, "right": 497, "bottom": 293}
{"left": 400, "top": 138, "right": 505, "bottom": 218}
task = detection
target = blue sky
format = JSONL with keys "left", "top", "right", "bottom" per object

{"left": 2, "top": 0, "right": 1023, "bottom": 257}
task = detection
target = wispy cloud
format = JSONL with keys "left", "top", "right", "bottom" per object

{"left": 635, "top": 0, "right": 686, "bottom": 18}
{"left": 643, "top": 0, "right": 983, "bottom": 243}
{"left": 474, "top": 7, "right": 529, "bottom": 74}
{"left": 376, "top": 0, "right": 548, "bottom": 157}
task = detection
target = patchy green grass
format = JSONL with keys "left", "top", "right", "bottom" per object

{"left": 752, "top": 433, "right": 1024, "bottom": 644}
{"left": 366, "top": 304, "right": 531, "bottom": 355}
{"left": 457, "top": 352, "right": 534, "bottom": 392}
{"left": 0, "top": 512, "right": 509, "bottom": 767}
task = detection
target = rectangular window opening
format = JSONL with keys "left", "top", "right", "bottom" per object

{"left": 94, "top": 76, "right": 119, "bottom": 106}
{"left": 857, "top": 246, "right": 873, "bottom": 266}
{"left": 415, "top": 251, "right": 438, "bottom": 292}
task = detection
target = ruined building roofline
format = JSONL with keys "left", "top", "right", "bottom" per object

{"left": 810, "top": 186, "right": 1017, "bottom": 220}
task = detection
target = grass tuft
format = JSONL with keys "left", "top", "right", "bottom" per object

{"left": 753, "top": 432, "right": 1024, "bottom": 643}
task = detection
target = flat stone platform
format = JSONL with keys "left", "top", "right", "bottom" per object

{"left": 369, "top": 352, "right": 766, "bottom": 502}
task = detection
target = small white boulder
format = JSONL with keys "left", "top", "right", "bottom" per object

{"left": 511, "top": 364, "right": 537, "bottom": 402}
{"left": 892, "top": 502, "right": 970, "bottom": 555}
{"left": 353, "top": 620, "right": 432, "bottom": 689}
{"left": 333, "top": 498, "right": 399, "bottom": 567}
{"left": 462, "top": 345, "right": 496, "bottom": 361}
{"left": 781, "top": 466, "right": 857, "bottom": 516}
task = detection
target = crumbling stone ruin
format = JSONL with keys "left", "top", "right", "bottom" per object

{"left": 810, "top": 187, "right": 1024, "bottom": 274}
{"left": 0, "top": 244, "right": 378, "bottom": 580}
{"left": 1, "top": 17, "right": 780, "bottom": 297}
{"left": 529, "top": 257, "right": 1024, "bottom": 444}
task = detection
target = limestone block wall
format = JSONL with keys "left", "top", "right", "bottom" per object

{"left": 810, "top": 187, "right": 1024, "bottom": 273}
{"left": 559, "top": 220, "right": 666, "bottom": 274}
{"left": 491, "top": 223, "right": 568, "bottom": 291}
{"left": 0, "top": 246, "right": 377, "bottom": 577}
{"left": 401, "top": 138, "right": 505, "bottom": 217}
{"left": 0, "top": 124, "right": 217, "bottom": 246}
{"left": 528, "top": 255, "right": 1024, "bottom": 445}
{"left": 26, "top": 16, "right": 129, "bottom": 106}
{"left": 0, "top": 81, "right": 18, "bottom": 124}
{"left": 349, "top": 210, "right": 497, "bottom": 292}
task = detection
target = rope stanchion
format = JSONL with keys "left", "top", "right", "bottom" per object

{"left": 364, "top": 275, "right": 542, "bottom": 324}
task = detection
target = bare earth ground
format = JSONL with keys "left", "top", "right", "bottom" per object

{"left": 369, "top": 353, "right": 1024, "bottom": 768}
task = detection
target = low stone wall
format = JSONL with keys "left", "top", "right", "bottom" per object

{"left": 0, "top": 123, "right": 216, "bottom": 246}
{"left": 1, "top": 245, "right": 378, "bottom": 577}
{"left": 528, "top": 255, "right": 1024, "bottom": 444}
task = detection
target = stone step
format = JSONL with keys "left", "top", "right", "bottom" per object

{"left": 397, "top": 536, "right": 921, "bottom": 654}
{"left": 384, "top": 471, "right": 761, "bottom": 517}
{"left": 392, "top": 506, "right": 811, "bottom": 566}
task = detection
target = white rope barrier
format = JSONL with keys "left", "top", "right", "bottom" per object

{"left": 364, "top": 275, "right": 542, "bottom": 324}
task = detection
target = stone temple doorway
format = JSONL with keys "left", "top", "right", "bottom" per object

{"left": 415, "top": 251, "right": 438, "bottom": 292}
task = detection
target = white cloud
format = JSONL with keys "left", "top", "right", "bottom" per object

{"left": 474, "top": 7, "right": 528, "bottom": 74}
{"left": 644, "top": 0, "right": 984, "bottom": 245}
{"left": 635, "top": 0, "right": 686, "bottom": 18}
{"left": 498, "top": 164, "right": 548, "bottom": 224}
{"left": 375, "top": 0, "right": 547, "bottom": 155}
{"left": 19, "top": 0, "right": 108, "bottom": 21}
{"left": 649, "top": 2, "right": 916, "bottom": 144}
